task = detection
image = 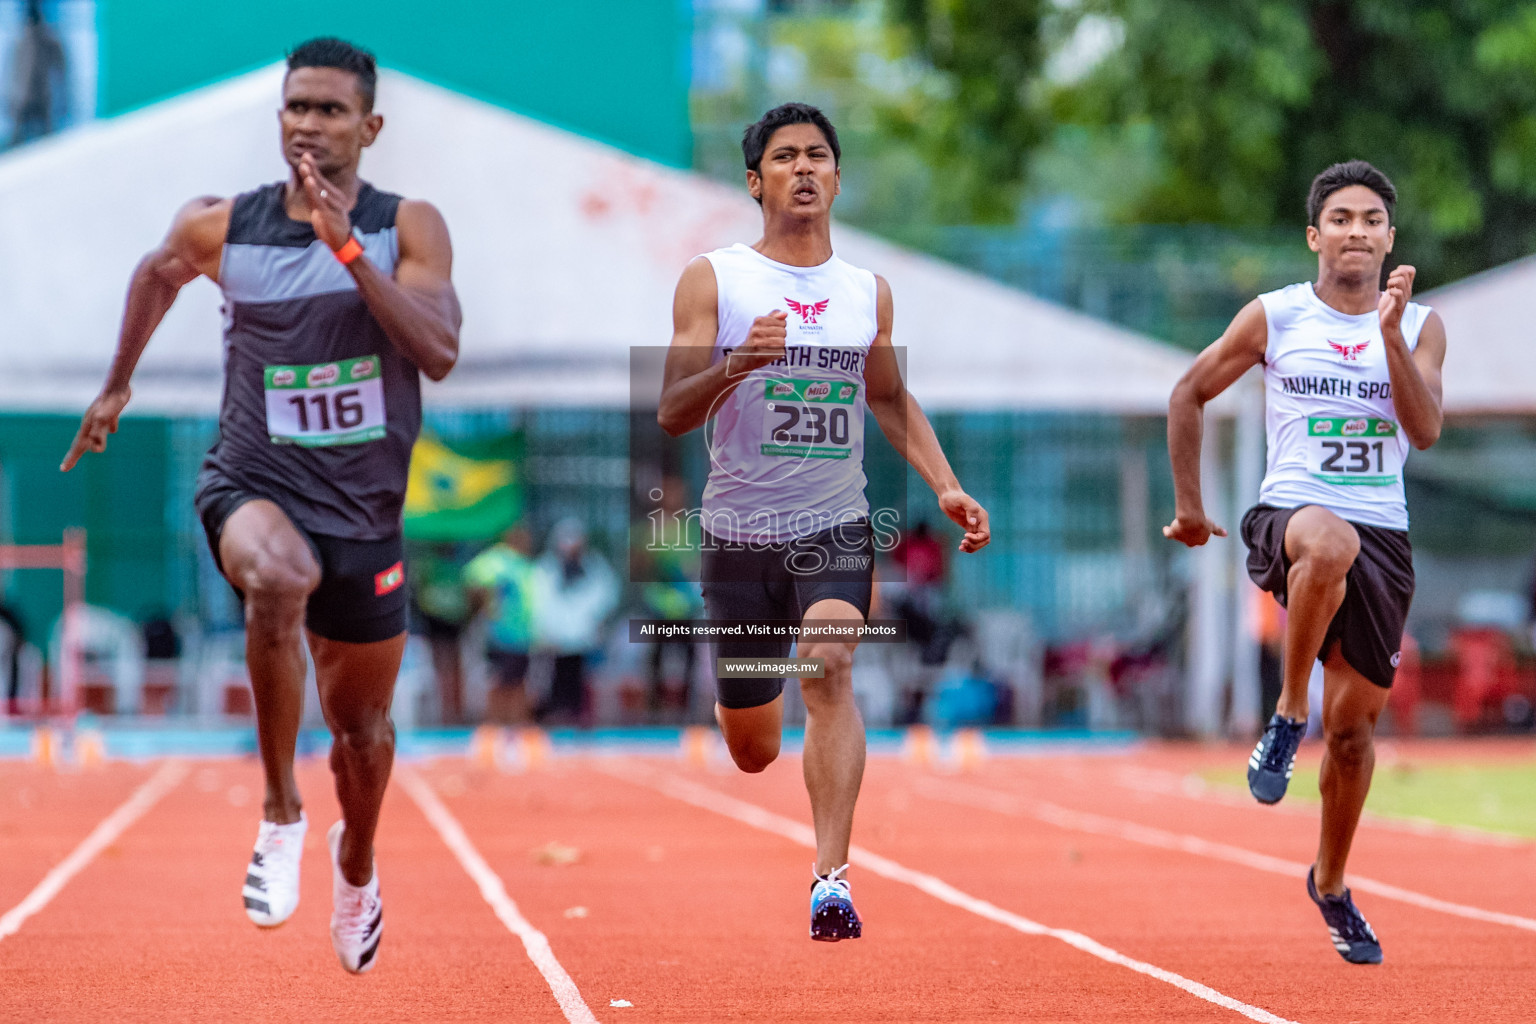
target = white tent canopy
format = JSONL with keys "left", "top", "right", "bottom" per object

{"left": 1422, "top": 256, "right": 1536, "bottom": 415}
{"left": 0, "top": 66, "right": 1193, "bottom": 415}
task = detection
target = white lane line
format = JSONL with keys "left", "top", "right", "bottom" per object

{"left": 915, "top": 777, "right": 1536, "bottom": 935}
{"left": 1111, "top": 765, "right": 1529, "bottom": 849}
{"left": 395, "top": 765, "right": 600, "bottom": 1024}
{"left": 0, "top": 760, "right": 188, "bottom": 943}
{"left": 599, "top": 761, "right": 1299, "bottom": 1024}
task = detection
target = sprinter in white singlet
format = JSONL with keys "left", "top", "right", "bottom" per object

{"left": 1165, "top": 161, "right": 1447, "bottom": 964}
{"left": 659, "top": 103, "right": 990, "bottom": 941}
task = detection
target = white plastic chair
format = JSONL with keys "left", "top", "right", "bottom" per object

{"left": 49, "top": 605, "right": 146, "bottom": 715}
{"left": 971, "top": 608, "right": 1043, "bottom": 726}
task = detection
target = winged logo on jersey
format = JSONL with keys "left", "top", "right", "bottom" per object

{"left": 785, "top": 298, "right": 830, "bottom": 325}
{"left": 1327, "top": 339, "right": 1370, "bottom": 361}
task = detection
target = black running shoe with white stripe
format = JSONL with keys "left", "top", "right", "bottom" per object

{"left": 328, "top": 821, "right": 383, "bottom": 974}
{"left": 1247, "top": 714, "right": 1305, "bottom": 804}
{"left": 1308, "top": 867, "right": 1382, "bottom": 964}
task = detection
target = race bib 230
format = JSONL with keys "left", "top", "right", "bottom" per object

{"left": 760, "top": 378, "right": 858, "bottom": 459}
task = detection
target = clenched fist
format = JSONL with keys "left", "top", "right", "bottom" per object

{"left": 726, "top": 311, "right": 788, "bottom": 377}
{"left": 1378, "top": 264, "right": 1416, "bottom": 335}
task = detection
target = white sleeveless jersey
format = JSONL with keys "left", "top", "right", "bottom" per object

{"left": 1257, "top": 282, "right": 1431, "bottom": 530}
{"left": 699, "top": 243, "right": 877, "bottom": 543}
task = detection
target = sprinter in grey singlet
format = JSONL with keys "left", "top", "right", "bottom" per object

{"left": 198, "top": 179, "right": 424, "bottom": 541}
{"left": 62, "top": 39, "right": 460, "bottom": 975}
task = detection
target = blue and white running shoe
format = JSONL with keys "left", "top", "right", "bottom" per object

{"left": 809, "top": 863, "right": 861, "bottom": 942}
{"left": 1308, "top": 867, "right": 1382, "bottom": 964}
{"left": 1247, "top": 714, "right": 1306, "bottom": 804}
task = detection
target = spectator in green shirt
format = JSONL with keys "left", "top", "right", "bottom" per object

{"left": 408, "top": 542, "right": 472, "bottom": 724}
{"left": 464, "top": 525, "right": 537, "bottom": 725}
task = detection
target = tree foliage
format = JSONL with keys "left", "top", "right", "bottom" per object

{"left": 896, "top": 0, "right": 1536, "bottom": 285}
{"left": 886, "top": 0, "right": 1053, "bottom": 221}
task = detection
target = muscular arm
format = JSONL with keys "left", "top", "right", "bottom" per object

{"left": 61, "top": 197, "right": 229, "bottom": 470}
{"left": 1164, "top": 298, "right": 1268, "bottom": 546}
{"left": 865, "top": 276, "right": 990, "bottom": 553}
{"left": 346, "top": 199, "right": 461, "bottom": 381}
{"left": 1379, "top": 267, "right": 1444, "bottom": 450}
{"left": 658, "top": 258, "right": 789, "bottom": 437}
{"left": 658, "top": 259, "right": 726, "bottom": 437}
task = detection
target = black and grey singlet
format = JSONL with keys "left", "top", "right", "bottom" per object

{"left": 195, "top": 181, "right": 422, "bottom": 540}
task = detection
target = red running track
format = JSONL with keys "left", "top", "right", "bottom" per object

{"left": 0, "top": 740, "right": 1532, "bottom": 1023}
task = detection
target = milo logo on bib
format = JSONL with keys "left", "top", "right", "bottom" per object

{"left": 804, "top": 382, "right": 832, "bottom": 400}
{"left": 307, "top": 363, "right": 341, "bottom": 387}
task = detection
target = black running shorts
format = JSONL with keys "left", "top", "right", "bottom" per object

{"left": 1240, "top": 503, "right": 1414, "bottom": 689}
{"left": 196, "top": 475, "right": 409, "bottom": 645}
{"left": 701, "top": 520, "right": 874, "bottom": 709}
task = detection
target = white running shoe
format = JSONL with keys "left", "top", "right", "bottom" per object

{"left": 243, "top": 813, "right": 307, "bottom": 927}
{"left": 327, "top": 821, "right": 383, "bottom": 974}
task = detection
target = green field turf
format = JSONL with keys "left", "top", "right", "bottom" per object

{"left": 1204, "top": 761, "right": 1536, "bottom": 838}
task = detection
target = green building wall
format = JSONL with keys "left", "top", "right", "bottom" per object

{"left": 97, "top": 0, "right": 693, "bottom": 167}
{"left": 0, "top": 416, "right": 177, "bottom": 644}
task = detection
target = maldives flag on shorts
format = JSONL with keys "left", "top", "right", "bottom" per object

{"left": 375, "top": 562, "right": 405, "bottom": 596}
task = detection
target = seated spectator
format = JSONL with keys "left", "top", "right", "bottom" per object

{"left": 532, "top": 519, "right": 618, "bottom": 725}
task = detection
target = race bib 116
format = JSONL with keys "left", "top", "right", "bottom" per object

{"left": 264, "top": 356, "right": 386, "bottom": 447}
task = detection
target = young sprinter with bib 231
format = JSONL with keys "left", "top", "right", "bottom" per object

{"left": 1165, "top": 161, "right": 1446, "bottom": 964}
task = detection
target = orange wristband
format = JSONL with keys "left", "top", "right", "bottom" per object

{"left": 334, "top": 235, "right": 364, "bottom": 265}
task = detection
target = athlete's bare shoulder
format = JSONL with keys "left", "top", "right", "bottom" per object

{"left": 394, "top": 198, "right": 454, "bottom": 277}
{"left": 864, "top": 273, "right": 902, "bottom": 394}
{"left": 873, "top": 272, "right": 892, "bottom": 316}
{"left": 677, "top": 254, "right": 718, "bottom": 292}
{"left": 1413, "top": 308, "right": 1447, "bottom": 368}
{"left": 395, "top": 198, "right": 451, "bottom": 242}
{"left": 176, "top": 195, "right": 229, "bottom": 213}
{"left": 160, "top": 196, "right": 231, "bottom": 283}
{"left": 672, "top": 256, "right": 719, "bottom": 336}
{"left": 1222, "top": 297, "right": 1269, "bottom": 359}
{"left": 1174, "top": 297, "right": 1268, "bottom": 403}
